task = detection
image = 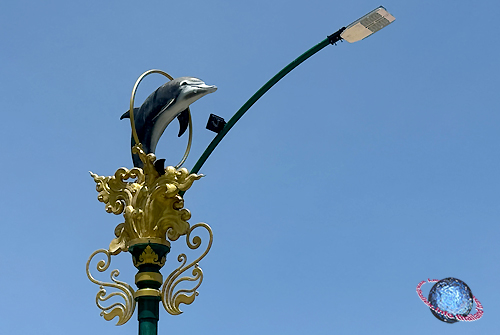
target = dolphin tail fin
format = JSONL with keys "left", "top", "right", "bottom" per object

{"left": 154, "top": 159, "right": 166, "bottom": 175}
{"left": 177, "top": 109, "right": 190, "bottom": 137}
{"left": 120, "top": 108, "right": 139, "bottom": 120}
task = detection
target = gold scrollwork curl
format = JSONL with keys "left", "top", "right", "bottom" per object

{"left": 161, "top": 223, "right": 213, "bottom": 315}
{"left": 86, "top": 249, "right": 136, "bottom": 325}
{"left": 90, "top": 168, "right": 144, "bottom": 215}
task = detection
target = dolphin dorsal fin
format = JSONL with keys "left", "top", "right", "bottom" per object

{"left": 120, "top": 107, "right": 139, "bottom": 120}
{"left": 152, "top": 98, "right": 175, "bottom": 121}
{"left": 120, "top": 108, "right": 139, "bottom": 120}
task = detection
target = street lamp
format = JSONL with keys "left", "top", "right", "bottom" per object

{"left": 86, "top": 6, "right": 395, "bottom": 335}
{"left": 188, "top": 6, "right": 395, "bottom": 179}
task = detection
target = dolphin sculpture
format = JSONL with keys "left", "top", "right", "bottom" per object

{"left": 121, "top": 76, "right": 217, "bottom": 168}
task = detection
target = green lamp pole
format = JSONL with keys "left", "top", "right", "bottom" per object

{"left": 129, "top": 243, "right": 170, "bottom": 335}
{"left": 86, "top": 6, "right": 395, "bottom": 335}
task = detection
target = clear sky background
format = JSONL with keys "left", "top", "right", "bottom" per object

{"left": 1, "top": 1, "right": 499, "bottom": 334}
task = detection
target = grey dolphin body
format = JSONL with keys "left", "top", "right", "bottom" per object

{"left": 121, "top": 76, "right": 217, "bottom": 167}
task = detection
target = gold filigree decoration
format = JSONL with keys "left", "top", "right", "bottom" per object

{"left": 86, "top": 249, "right": 136, "bottom": 325}
{"left": 90, "top": 144, "right": 203, "bottom": 255}
{"left": 161, "top": 223, "right": 213, "bottom": 315}
{"left": 133, "top": 245, "right": 166, "bottom": 267}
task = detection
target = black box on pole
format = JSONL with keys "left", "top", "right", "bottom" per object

{"left": 206, "top": 114, "right": 226, "bottom": 134}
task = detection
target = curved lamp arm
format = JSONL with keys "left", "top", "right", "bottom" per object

{"left": 189, "top": 28, "right": 345, "bottom": 177}
{"left": 184, "top": 6, "right": 395, "bottom": 196}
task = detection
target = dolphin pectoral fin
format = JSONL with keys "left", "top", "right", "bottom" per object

{"left": 120, "top": 108, "right": 139, "bottom": 120}
{"left": 177, "top": 109, "right": 189, "bottom": 137}
{"left": 152, "top": 98, "right": 175, "bottom": 121}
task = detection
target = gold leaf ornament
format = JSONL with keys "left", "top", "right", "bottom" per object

{"left": 90, "top": 144, "right": 203, "bottom": 255}
{"left": 133, "top": 245, "right": 166, "bottom": 267}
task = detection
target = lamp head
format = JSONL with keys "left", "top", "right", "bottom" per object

{"left": 340, "top": 6, "right": 395, "bottom": 43}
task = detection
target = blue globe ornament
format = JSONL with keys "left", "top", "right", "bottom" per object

{"left": 428, "top": 277, "right": 473, "bottom": 323}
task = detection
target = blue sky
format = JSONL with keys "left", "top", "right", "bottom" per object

{"left": 1, "top": 1, "right": 499, "bottom": 334}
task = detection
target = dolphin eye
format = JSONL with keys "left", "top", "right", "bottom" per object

{"left": 180, "top": 81, "right": 188, "bottom": 86}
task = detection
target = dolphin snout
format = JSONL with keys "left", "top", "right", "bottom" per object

{"left": 201, "top": 84, "right": 217, "bottom": 94}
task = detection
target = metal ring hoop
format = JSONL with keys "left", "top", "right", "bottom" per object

{"left": 129, "top": 69, "right": 193, "bottom": 169}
